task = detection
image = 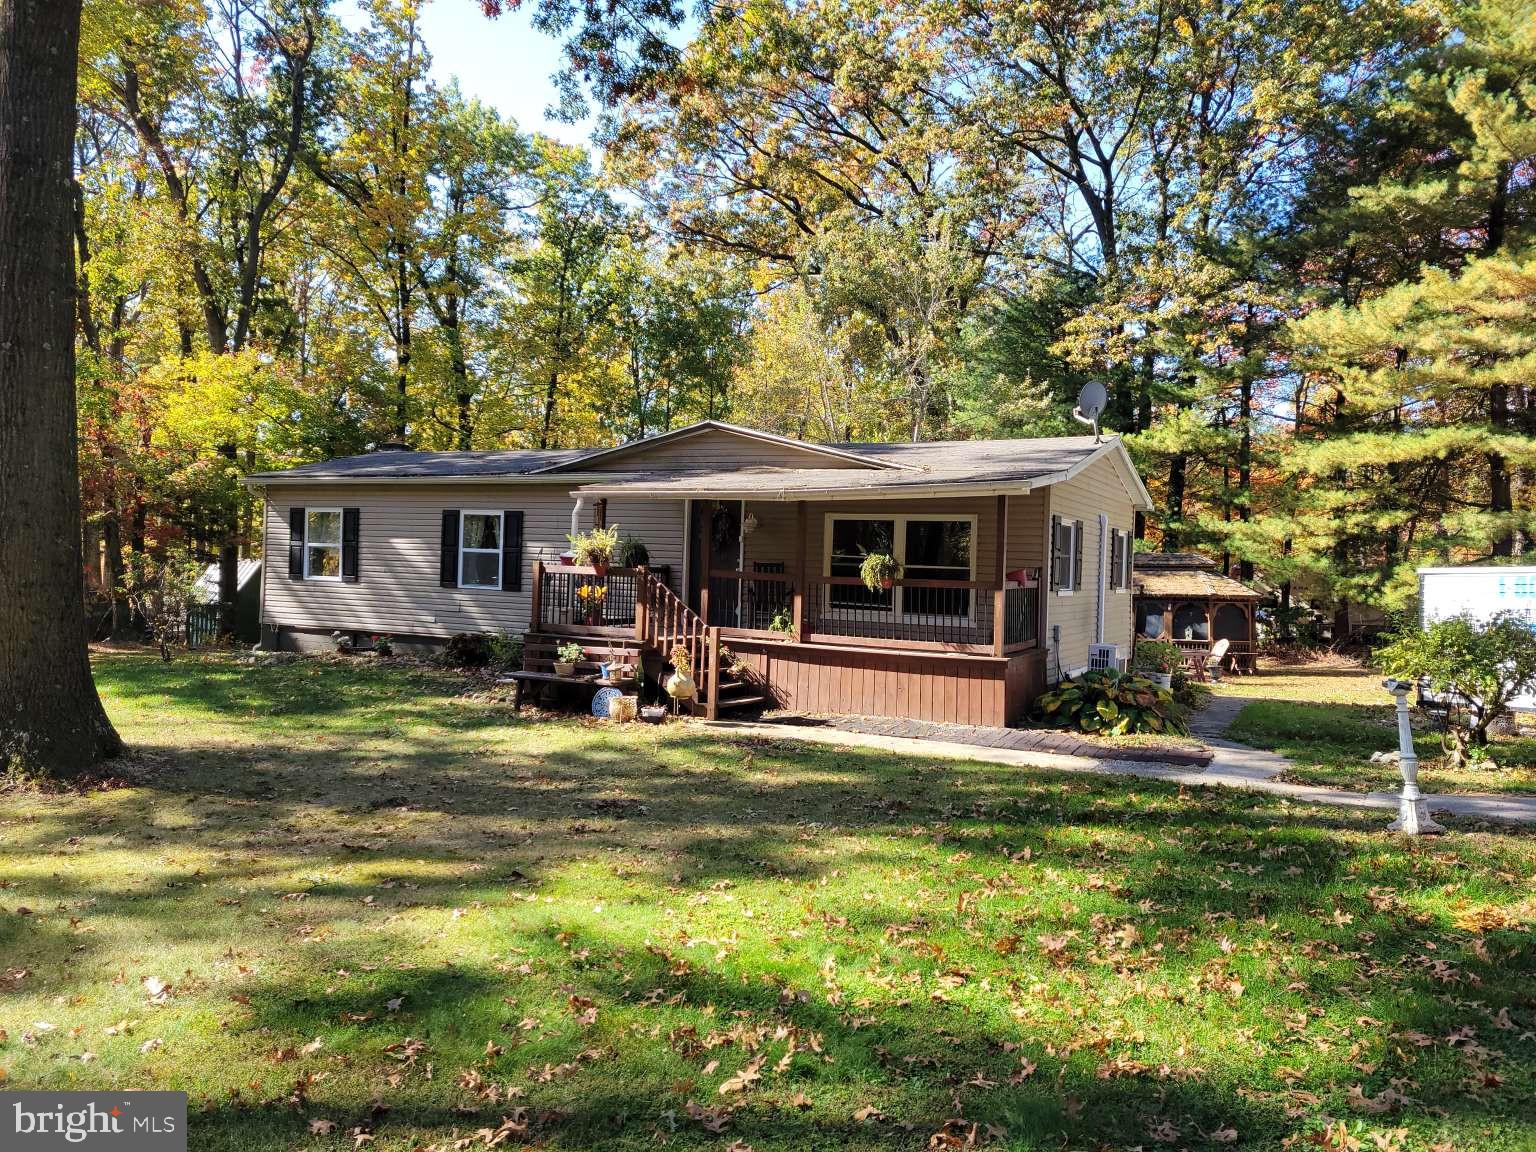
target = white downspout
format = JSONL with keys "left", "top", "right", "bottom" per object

{"left": 1095, "top": 513, "right": 1108, "bottom": 646}
{"left": 570, "top": 496, "right": 587, "bottom": 540}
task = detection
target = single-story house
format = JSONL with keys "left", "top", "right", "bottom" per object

{"left": 244, "top": 420, "right": 1153, "bottom": 725}
{"left": 1132, "top": 552, "right": 1260, "bottom": 671}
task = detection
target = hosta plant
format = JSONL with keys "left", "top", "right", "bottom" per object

{"left": 1036, "top": 669, "right": 1187, "bottom": 736}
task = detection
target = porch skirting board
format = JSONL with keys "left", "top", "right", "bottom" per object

{"left": 722, "top": 638, "right": 1045, "bottom": 727}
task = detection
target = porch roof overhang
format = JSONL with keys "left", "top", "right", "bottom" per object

{"left": 567, "top": 468, "right": 1038, "bottom": 502}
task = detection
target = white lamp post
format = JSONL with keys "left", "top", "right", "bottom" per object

{"left": 1383, "top": 678, "right": 1445, "bottom": 835}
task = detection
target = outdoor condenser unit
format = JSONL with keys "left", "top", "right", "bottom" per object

{"left": 1087, "top": 643, "right": 1127, "bottom": 673}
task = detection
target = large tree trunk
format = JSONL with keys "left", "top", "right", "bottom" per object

{"left": 1164, "top": 453, "right": 1187, "bottom": 551}
{"left": 0, "top": 0, "right": 122, "bottom": 777}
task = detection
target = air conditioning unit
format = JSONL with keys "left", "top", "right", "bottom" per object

{"left": 1088, "top": 643, "right": 1127, "bottom": 673}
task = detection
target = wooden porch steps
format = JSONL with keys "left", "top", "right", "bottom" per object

{"left": 519, "top": 629, "right": 769, "bottom": 716}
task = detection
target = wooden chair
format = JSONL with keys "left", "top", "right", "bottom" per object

{"left": 1189, "top": 637, "right": 1231, "bottom": 682}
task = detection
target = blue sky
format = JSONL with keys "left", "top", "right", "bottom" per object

{"left": 335, "top": 1, "right": 596, "bottom": 148}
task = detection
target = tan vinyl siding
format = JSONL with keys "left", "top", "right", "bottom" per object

{"left": 1043, "top": 457, "right": 1136, "bottom": 678}
{"left": 583, "top": 427, "right": 873, "bottom": 472}
{"left": 262, "top": 483, "right": 685, "bottom": 638}
{"left": 602, "top": 498, "right": 686, "bottom": 591}
{"left": 1005, "top": 490, "right": 1047, "bottom": 572}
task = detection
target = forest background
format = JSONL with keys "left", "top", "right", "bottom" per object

{"left": 74, "top": 0, "right": 1536, "bottom": 639}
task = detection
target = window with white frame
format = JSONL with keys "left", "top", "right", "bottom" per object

{"left": 459, "top": 511, "right": 503, "bottom": 589}
{"left": 1109, "top": 528, "right": 1133, "bottom": 591}
{"left": 824, "top": 514, "right": 975, "bottom": 617}
{"left": 305, "top": 508, "right": 343, "bottom": 580}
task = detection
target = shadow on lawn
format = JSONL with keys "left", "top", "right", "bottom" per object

{"left": 8, "top": 656, "right": 1534, "bottom": 1148}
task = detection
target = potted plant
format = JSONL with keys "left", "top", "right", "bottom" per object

{"left": 665, "top": 644, "right": 695, "bottom": 701}
{"left": 569, "top": 524, "right": 622, "bottom": 575}
{"left": 1133, "top": 639, "right": 1181, "bottom": 691}
{"left": 617, "top": 535, "right": 649, "bottom": 569}
{"left": 769, "top": 608, "right": 796, "bottom": 639}
{"left": 330, "top": 630, "right": 354, "bottom": 654}
{"left": 575, "top": 582, "right": 607, "bottom": 625}
{"left": 553, "top": 641, "right": 585, "bottom": 677}
{"left": 372, "top": 634, "right": 394, "bottom": 657}
{"left": 860, "top": 552, "right": 903, "bottom": 591}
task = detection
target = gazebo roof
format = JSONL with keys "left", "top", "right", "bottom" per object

{"left": 1132, "top": 552, "right": 1261, "bottom": 600}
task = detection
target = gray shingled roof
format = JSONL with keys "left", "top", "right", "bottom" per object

{"left": 571, "top": 437, "right": 1111, "bottom": 498}
{"left": 247, "top": 432, "right": 1109, "bottom": 486}
{"left": 246, "top": 447, "right": 591, "bottom": 480}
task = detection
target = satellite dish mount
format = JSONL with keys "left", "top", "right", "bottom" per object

{"left": 1072, "top": 381, "right": 1108, "bottom": 443}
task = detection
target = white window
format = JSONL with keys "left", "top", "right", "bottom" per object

{"left": 459, "top": 511, "right": 503, "bottom": 589}
{"left": 824, "top": 514, "right": 976, "bottom": 618}
{"left": 1109, "top": 528, "right": 1133, "bottom": 591}
{"left": 1052, "top": 517, "right": 1082, "bottom": 594}
{"left": 305, "top": 508, "right": 343, "bottom": 580}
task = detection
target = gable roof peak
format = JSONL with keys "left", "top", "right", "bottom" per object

{"left": 530, "top": 419, "right": 913, "bottom": 473}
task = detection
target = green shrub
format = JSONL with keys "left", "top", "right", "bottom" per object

{"left": 441, "top": 632, "right": 491, "bottom": 667}
{"left": 1132, "top": 639, "right": 1182, "bottom": 675}
{"left": 1036, "top": 669, "right": 1187, "bottom": 736}
{"left": 487, "top": 630, "right": 522, "bottom": 669}
{"left": 1377, "top": 611, "right": 1536, "bottom": 768}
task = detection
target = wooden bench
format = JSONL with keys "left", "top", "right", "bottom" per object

{"left": 497, "top": 670, "right": 637, "bottom": 711}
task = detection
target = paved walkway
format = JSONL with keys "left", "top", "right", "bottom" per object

{"left": 704, "top": 698, "right": 1536, "bottom": 826}
{"left": 765, "top": 714, "right": 1212, "bottom": 767}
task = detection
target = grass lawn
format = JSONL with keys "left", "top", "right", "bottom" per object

{"left": 1220, "top": 663, "right": 1536, "bottom": 796}
{"left": 2, "top": 653, "right": 1534, "bottom": 1151}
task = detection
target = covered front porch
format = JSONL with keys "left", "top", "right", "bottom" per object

{"left": 530, "top": 492, "right": 1049, "bottom": 726}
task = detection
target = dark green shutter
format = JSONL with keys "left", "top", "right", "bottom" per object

{"left": 1048, "top": 515, "right": 1061, "bottom": 591}
{"left": 288, "top": 508, "right": 305, "bottom": 580}
{"left": 440, "top": 510, "right": 460, "bottom": 587}
{"left": 503, "top": 510, "right": 524, "bottom": 591}
{"left": 1074, "top": 520, "right": 1085, "bottom": 590}
{"left": 341, "top": 508, "right": 360, "bottom": 582}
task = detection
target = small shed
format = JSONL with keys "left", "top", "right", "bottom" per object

{"left": 1132, "top": 552, "right": 1260, "bottom": 671}
{"left": 192, "top": 558, "right": 263, "bottom": 644}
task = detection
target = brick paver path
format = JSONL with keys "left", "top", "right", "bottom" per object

{"left": 767, "top": 714, "right": 1213, "bottom": 767}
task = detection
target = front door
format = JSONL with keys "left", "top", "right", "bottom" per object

{"left": 687, "top": 500, "right": 742, "bottom": 622}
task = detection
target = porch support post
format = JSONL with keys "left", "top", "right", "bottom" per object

{"left": 530, "top": 560, "right": 544, "bottom": 632}
{"left": 1037, "top": 492, "right": 1050, "bottom": 656}
{"left": 635, "top": 569, "right": 647, "bottom": 642}
{"left": 993, "top": 494, "right": 1007, "bottom": 656}
{"left": 793, "top": 500, "right": 807, "bottom": 642}
{"left": 706, "top": 626, "right": 721, "bottom": 719}
{"left": 593, "top": 499, "right": 607, "bottom": 529}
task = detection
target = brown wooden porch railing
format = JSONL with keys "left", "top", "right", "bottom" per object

{"left": 636, "top": 567, "right": 715, "bottom": 717}
{"left": 536, "top": 564, "right": 640, "bottom": 629}
{"left": 706, "top": 568, "right": 793, "bottom": 633}
{"left": 802, "top": 575, "right": 994, "bottom": 649}
{"left": 1002, "top": 584, "right": 1039, "bottom": 647}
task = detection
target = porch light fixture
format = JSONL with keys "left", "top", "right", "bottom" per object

{"left": 1383, "top": 678, "right": 1445, "bottom": 835}
{"left": 742, "top": 510, "right": 759, "bottom": 535}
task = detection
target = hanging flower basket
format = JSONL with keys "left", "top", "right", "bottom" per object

{"left": 860, "top": 553, "right": 903, "bottom": 592}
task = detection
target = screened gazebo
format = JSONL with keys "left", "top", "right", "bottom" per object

{"left": 1132, "top": 552, "right": 1260, "bottom": 672}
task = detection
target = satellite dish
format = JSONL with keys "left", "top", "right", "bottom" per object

{"left": 1071, "top": 381, "right": 1109, "bottom": 443}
